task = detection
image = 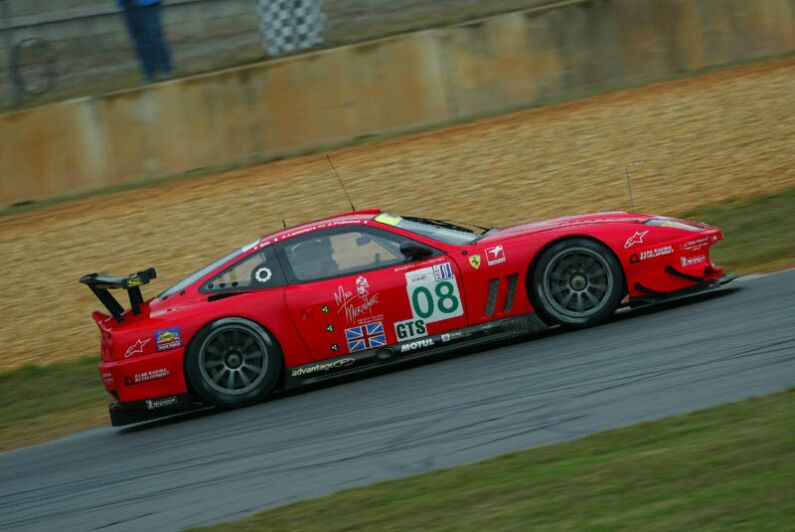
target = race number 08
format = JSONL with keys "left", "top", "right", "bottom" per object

{"left": 411, "top": 281, "right": 459, "bottom": 319}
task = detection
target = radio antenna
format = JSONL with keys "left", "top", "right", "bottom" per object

{"left": 327, "top": 154, "right": 356, "bottom": 212}
{"left": 625, "top": 161, "right": 644, "bottom": 211}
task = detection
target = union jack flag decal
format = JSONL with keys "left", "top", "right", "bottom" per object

{"left": 345, "top": 321, "right": 386, "bottom": 352}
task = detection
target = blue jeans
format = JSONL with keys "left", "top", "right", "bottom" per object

{"left": 122, "top": 4, "right": 173, "bottom": 81}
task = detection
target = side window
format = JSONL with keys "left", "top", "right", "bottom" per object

{"left": 282, "top": 227, "right": 418, "bottom": 283}
{"left": 202, "top": 246, "right": 284, "bottom": 293}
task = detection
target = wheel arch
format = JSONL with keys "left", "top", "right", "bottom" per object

{"left": 525, "top": 234, "right": 628, "bottom": 310}
{"left": 183, "top": 315, "right": 287, "bottom": 398}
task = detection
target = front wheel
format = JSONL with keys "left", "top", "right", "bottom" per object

{"left": 530, "top": 238, "right": 624, "bottom": 328}
{"left": 185, "top": 318, "right": 282, "bottom": 408}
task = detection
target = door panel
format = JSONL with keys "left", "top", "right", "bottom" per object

{"left": 284, "top": 256, "right": 469, "bottom": 361}
{"left": 278, "top": 225, "right": 470, "bottom": 360}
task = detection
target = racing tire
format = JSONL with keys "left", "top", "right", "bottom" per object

{"left": 530, "top": 238, "right": 624, "bottom": 328}
{"left": 185, "top": 318, "right": 283, "bottom": 408}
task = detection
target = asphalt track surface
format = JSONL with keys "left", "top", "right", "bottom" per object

{"left": 2, "top": 270, "right": 794, "bottom": 531}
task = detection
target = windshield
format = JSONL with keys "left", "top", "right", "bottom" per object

{"left": 375, "top": 213, "right": 487, "bottom": 245}
{"left": 157, "top": 240, "right": 259, "bottom": 299}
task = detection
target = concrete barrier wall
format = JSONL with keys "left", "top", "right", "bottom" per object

{"left": 0, "top": 0, "right": 263, "bottom": 108}
{"left": 2, "top": 0, "right": 793, "bottom": 207}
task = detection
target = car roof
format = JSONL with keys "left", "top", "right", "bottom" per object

{"left": 259, "top": 209, "right": 382, "bottom": 245}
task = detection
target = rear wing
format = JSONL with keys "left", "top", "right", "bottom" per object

{"left": 80, "top": 268, "right": 157, "bottom": 323}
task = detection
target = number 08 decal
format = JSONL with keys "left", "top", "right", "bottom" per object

{"left": 405, "top": 263, "right": 464, "bottom": 324}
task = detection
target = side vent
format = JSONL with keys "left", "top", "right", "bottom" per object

{"left": 503, "top": 274, "right": 518, "bottom": 313}
{"left": 485, "top": 278, "right": 500, "bottom": 317}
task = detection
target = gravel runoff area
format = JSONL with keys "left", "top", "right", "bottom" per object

{"left": 0, "top": 58, "right": 793, "bottom": 372}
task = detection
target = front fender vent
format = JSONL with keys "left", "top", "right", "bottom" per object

{"left": 503, "top": 274, "right": 518, "bottom": 313}
{"left": 485, "top": 278, "right": 500, "bottom": 317}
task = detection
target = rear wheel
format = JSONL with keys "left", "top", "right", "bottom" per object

{"left": 530, "top": 238, "right": 624, "bottom": 328}
{"left": 185, "top": 318, "right": 282, "bottom": 408}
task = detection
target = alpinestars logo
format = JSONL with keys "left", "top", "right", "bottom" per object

{"left": 124, "top": 338, "right": 150, "bottom": 358}
{"left": 624, "top": 231, "right": 648, "bottom": 249}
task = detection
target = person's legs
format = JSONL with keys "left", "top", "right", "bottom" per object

{"left": 122, "top": 6, "right": 156, "bottom": 81}
{"left": 141, "top": 3, "right": 173, "bottom": 77}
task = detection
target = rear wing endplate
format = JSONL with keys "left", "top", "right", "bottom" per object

{"left": 80, "top": 268, "right": 157, "bottom": 323}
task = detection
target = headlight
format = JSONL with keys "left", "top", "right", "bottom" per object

{"left": 645, "top": 218, "right": 703, "bottom": 231}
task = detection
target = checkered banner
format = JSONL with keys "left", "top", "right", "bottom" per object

{"left": 258, "top": 0, "right": 326, "bottom": 56}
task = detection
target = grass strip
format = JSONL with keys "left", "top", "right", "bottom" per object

{"left": 0, "top": 357, "right": 108, "bottom": 452}
{"left": 685, "top": 187, "right": 795, "bottom": 273}
{"left": 0, "top": 187, "right": 793, "bottom": 452}
{"left": 195, "top": 389, "right": 795, "bottom": 531}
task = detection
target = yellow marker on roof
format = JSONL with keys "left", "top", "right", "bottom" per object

{"left": 375, "top": 213, "right": 402, "bottom": 226}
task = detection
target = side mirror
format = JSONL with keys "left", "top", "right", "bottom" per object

{"left": 400, "top": 241, "right": 433, "bottom": 261}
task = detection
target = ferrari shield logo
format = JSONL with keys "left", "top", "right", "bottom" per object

{"left": 469, "top": 254, "right": 481, "bottom": 269}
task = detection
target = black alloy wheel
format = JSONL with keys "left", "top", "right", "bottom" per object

{"left": 530, "top": 238, "right": 624, "bottom": 327}
{"left": 186, "top": 318, "right": 282, "bottom": 408}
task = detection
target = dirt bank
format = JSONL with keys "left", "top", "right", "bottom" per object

{"left": 1, "top": 58, "right": 793, "bottom": 371}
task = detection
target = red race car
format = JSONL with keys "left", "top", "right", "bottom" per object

{"left": 81, "top": 209, "right": 735, "bottom": 425}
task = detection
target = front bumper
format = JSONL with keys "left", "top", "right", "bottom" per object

{"left": 631, "top": 272, "right": 738, "bottom": 307}
{"left": 108, "top": 393, "right": 208, "bottom": 426}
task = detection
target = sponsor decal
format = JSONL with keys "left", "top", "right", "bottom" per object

{"left": 433, "top": 262, "right": 454, "bottom": 281}
{"left": 334, "top": 276, "right": 380, "bottom": 324}
{"left": 680, "top": 255, "right": 706, "bottom": 267}
{"left": 278, "top": 220, "right": 364, "bottom": 241}
{"left": 124, "top": 368, "right": 169, "bottom": 386}
{"left": 400, "top": 338, "right": 435, "bottom": 353}
{"left": 126, "top": 276, "right": 143, "bottom": 288}
{"left": 639, "top": 246, "right": 673, "bottom": 261}
{"left": 346, "top": 322, "right": 387, "bottom": 353}
{"left": 155, "top": 327, "right": 182, "bottom": 352}
{"left": 101, "top": 371, "right": 114, "bottom": 386}
{"left": 406, "top": 265, "right": 464, "bottom": 324}
{"left": 146, "top": 396, "right": 179, "bottom": 410}
{"left": 356, "top": 276, "right": 370, "bottom": 298}
{"left": 468, "top": 254, "right": 482, "bottom": 270}
{"left": 291, "top": 358, "right": 355, "bottom": 377}
{"left": 485, "top": 245, "right": 506, "bottom": 266}
{"left": 393, "top": 256, "right": 445, "bottom": 273}
{"left": 630, "top": 245, "right": 674, "bottom": 264}
{"left": 441, "top": 330, "right": 469, "bottom": 343}
{"left": 124, "top": 338, "right": 151, "bottom": 358}
{"left": 681, "top": 236, "right": 710, "bottom": 251}
{"left": 254, "top": 266, "right": 272, "bottom": 283}
{"left": 624, "top": 230, "right": 648, "bottom": 249}
{"left": 395, "top": 319, "right": 427, "bottom": 341}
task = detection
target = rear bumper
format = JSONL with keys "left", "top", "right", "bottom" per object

{"left": 108, "top": 393, "right": 207, "bottom": 426}
{"left": 98, "top": 347, "right": 188, "bottom": 403}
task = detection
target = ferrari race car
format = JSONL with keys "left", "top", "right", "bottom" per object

{"left": 81, "top": 210, "right": 735, "bottom": 425}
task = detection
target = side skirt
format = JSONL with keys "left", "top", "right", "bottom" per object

{"left": 285, "top": 313, "right": 547, "bottom": 388}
